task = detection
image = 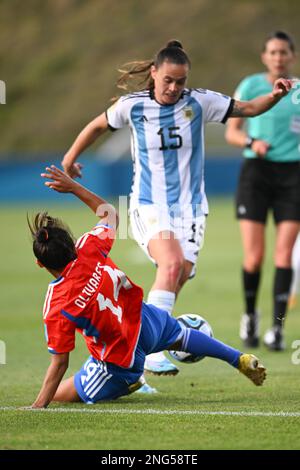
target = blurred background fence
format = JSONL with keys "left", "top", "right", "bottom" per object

{"left": 0, "top": 155, "right": 241, "bottom": 202}
{"left": 1, "top": 0, "right": 300, "bottom": 202}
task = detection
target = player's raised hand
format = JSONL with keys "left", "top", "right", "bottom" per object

{"left": 41, "top": 165, "right": 78, "bottom": 193}
{"left": 62, "top": 160, "right": 83, "bottom": 179}
{"left": 272, "top": 78, "right": 293, "bottom": 98}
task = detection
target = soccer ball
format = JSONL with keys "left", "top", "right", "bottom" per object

{"left": 169, "top": 313, "right": 213, "bottom": 363}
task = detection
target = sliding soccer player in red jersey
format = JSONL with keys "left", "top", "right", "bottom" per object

{"left": 28, "top": 166, "right": 266, "bottom": 408}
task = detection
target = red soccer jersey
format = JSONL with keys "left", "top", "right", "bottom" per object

{"left": 43, "top": 224, "right": 144, "bottom": 368}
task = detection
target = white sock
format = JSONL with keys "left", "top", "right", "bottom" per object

{"left": 147, "top": 289, "right": 176, "bottom": 316}
{"left": 146, "top": 290, "right": 176, "bottom": 363}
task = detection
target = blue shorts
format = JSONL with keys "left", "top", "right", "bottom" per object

{"left": 74, "top": 302, "right": 183, "bottom": 403}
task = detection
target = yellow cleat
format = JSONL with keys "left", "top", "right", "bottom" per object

{"left": 238, "top": 353, "right": 266, "bottom": 386}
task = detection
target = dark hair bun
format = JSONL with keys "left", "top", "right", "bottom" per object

{"left": 166, "top": 40, "right": 183, "bottom": 49}
{"left": 37, "top": 228, "right": 49, "bottom": 243}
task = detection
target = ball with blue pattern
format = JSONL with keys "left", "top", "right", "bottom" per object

{"left": 169, "top": 314, "right": 213, "bottom": 363}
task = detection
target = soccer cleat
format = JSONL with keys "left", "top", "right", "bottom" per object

{"left": 263, "top": 326, "right": 285, "bottom": 351}
{"left": 128, "top": 375, "right": 146, "bottom": 394}
{"left": 144, "top": 352, "right": 179, "bottom": 376}
{"left": 239, "top": 312, "right": 259, "bottom": 348}
{"left": 136, "top": 383, "right": 158, "bottom": 394}
{"left": 238, "top": 353, "right": 266, "bottom": 386}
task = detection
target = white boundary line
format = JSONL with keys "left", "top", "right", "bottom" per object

{"left": 0, "top": 406, "right": 300, "bottom": 417}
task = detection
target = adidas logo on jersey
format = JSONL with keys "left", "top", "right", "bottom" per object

{"left": 139, "top": 115, "right": 148, "bottom": 122}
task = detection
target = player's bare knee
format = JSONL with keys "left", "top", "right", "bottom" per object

{"left": 244, "top": 253, "right": 264, "bottom": 272}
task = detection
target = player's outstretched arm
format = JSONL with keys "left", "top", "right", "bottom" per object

{"left": 61, "top": 112, "right": 109, "bottom": 178}
{"left": 41, "top": 165, "right": 119, "bottom": 229}
{"left": 230, "top": 78, "right": 293, "bottom": 118}
{"left": 31, "top": 353, "right": 69, "bottom": 408}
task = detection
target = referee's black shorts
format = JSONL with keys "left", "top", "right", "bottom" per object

{"left": 236, "top": 158, "right": 300, "bottom": 224}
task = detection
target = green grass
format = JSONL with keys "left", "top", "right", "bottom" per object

{"left": 0, "top": 199, "right": 300, "bottom": 450}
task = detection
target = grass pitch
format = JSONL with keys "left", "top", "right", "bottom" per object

{"left": 0, "top": 199, "right": 300, "bottom": 450}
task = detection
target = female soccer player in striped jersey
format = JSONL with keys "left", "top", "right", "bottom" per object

{"left": 62, "top": 40, "right": 292, "bottom": 378}
{"left": 27, "top": 165, "right": 266, "bottom": 408}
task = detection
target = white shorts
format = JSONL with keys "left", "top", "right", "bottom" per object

{"left": 129, "top": 204, "right": 206, "bottom": 277}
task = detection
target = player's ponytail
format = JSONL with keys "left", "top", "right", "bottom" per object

{"left": 116, "top": 59, "right": 155, "bottom": 94}
{"left": 115, "top": 39, "right": 191, "bottom": 95}
{"left": 37, "top": 228, "right": 49, "bottom": 243}
{"left": 27, "top": 212, "right": 77, "bottom": 270}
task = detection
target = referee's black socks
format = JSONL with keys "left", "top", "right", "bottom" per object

{"left": 273, "top": 267, "right": 293, "bottom": 327}
{"left": 242, "top": 269, "right": 261, "bottom": 315}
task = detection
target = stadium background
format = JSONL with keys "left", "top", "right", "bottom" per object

{"left": 1, "top": 0, "right": 300, "bottom": 200}
{"left": 1, "top": 0, "right": 300, "bottom": 451}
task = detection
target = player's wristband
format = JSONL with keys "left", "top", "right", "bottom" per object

{"left": 245, "top": 136, "right": 256, "bottom": 149}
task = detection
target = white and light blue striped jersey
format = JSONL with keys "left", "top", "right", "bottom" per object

{"left": 106, "top": 88, "right": 233, "bottom": 216}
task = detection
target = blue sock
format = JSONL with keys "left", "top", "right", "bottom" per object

{"left": 182, "top": 329, "right": 241, "bottom": 368}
